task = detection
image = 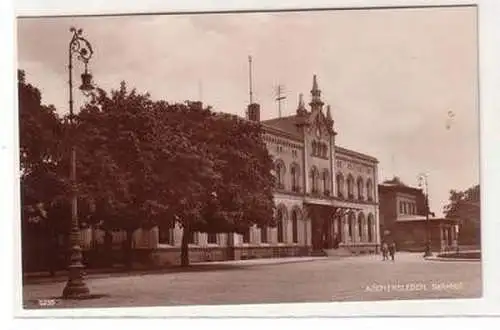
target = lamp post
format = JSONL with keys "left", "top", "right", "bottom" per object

{"left": 418, "top": 173, "right": 433, "bottom": 257}
{"left": 62, "top": 27, "right": 95, "bottom": 299}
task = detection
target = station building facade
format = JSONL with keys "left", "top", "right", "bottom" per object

{"left": 78, "top": 75, "right": 381, "bottom": 266}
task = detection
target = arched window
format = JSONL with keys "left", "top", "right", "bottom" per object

{"left": 310, "top": 166, "right": 319, "bottom": 194}
{"left": 275, "top": 160, "right": 286, "bottom": 189}
{"left": 358, "top": 213, "right": 365, "bottom": 241}
{"left": 322, "top": 169, "right": 330, "bottom": 195}
{"left": 337, "top": 218, "right": 343, "bottom": 242}
{"left": 357, "top": 177, "right": 364, "bottom": 200}
{"left": 347, "top": 175, "right": 355, "bottom": 199}
{"left": 367, "top": 214, "right": 374, "bottom": 242}
{"left": 348, "top": 213, "right": 355, "bottom": 240}
{"left": 292, "top": 209, "right": 299, "bottom": 243}
{"left": 336, "top": 173, "right": 344, "bottom": 198}
{"left": 276, "top": 207, "right": 286, "bottom": 243}
{"left": 312, "top": 141, "right": 317, "bottom": 156}
{"left": 291, "top": 163, "right": 300, "bottom": 192}
{"left": 366, "top": 179, "right": 373, "bottom": 201}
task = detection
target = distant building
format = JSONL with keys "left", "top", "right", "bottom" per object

{"left": 378, "top": 177, "right": 459, "bottom": 252}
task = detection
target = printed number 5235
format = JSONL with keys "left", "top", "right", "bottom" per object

{"left": 38, "top": 299, "right": 57, "bottom": 307}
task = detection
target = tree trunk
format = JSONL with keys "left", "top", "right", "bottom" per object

{"left": 181, "top": 224, "right": 190, "bottom": 267}
{"left": 227, "top": 232, "right": 235, "bottom": 260}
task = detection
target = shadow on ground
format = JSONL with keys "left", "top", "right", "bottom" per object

{"left": 22, "top": 259, "right": 315, "bottom": 286}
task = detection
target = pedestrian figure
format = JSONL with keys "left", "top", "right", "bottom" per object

{"left": 333, "top": 233, "right": 340, "bottom": 249}
{"left": 388, "top": 242, "right": 396, "bottom": 261}
{"left": 381, "top": 241, "right": 389, "bottom": 261}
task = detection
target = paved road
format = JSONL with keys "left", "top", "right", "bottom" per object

{"left": 22, "top": 252, "right": 481, "bottom": 309}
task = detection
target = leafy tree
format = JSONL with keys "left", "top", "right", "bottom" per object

{"left": 75, "top": 84, "right": 220, "bottom": 266}
{"left": 18, "top": 69, "right": 66, "bottom": 206}
{"left": 21, "top": 75, "right": 277, "bottom": 269}
{"left": 76, "top": 84, "right": 276, "bottom": 267}
{"left": 443, "top": 184, "right": 480, "bottom": 246}
{"left": 164, "top": 107, "right": 276, "bottom": 266}
{"left": 18, "top": 70, "right": 69, "bottom": 273}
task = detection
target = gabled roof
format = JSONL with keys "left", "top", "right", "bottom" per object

{"left": 261, "top": 114, "right": 305, "bottom": 140}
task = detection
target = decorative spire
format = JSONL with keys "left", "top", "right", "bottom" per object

{"left": 312, "top": 74, "right": 319, "bottom": 92}
{"left": 326, "top": 104, "right": 332, "bottom": 122}
{"left": 309, "top": 74, "right": 324, "bottom": 111}
{"left": 296, "top": 93, "right": 307, "bottom": 116}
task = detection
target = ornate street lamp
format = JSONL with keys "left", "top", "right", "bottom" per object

{"left": 62, "top": 27, "right": 95, "bottom": 299}
{"left": 418, "top": 173, "right": 433, "bottom": 257}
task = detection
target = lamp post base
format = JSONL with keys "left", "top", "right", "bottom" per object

{"left": 62, "top": 246, "right": 90, "bottom": 299}
{"left": 62, "top": 283, "right": 90, "bottom": 299}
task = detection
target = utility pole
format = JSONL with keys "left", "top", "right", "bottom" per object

{"left": 275, "top": 84, "right": 286, "bottom": 118}
{"left": 418, "top": 173, "right": 432, "bottom": 257}
{"left": 248, "top": 55, "right": 254, "bottom": 104}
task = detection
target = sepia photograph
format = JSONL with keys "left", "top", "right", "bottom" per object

{"left": 15, "top": 3, "right": 482, "bottom": 313}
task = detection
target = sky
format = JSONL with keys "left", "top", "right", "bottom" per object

{"left": 16, "top": 6, "right": 479, "bottom": 217}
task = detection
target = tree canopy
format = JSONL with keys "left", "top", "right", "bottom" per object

{"left": 443, "top": 184, "right": 480, "bottom": 245}
{"left": 18, "top": 69, "right": 68, "bottom": 226}
{"left": 19, "top": 73, "right": 277, "bottom": 267}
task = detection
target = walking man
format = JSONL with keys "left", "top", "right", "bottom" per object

{"left": 381, "top": 241, "right": 388, "bottom": 261}
{"left": 388, "top": 241, "right": 396, "bottom": 261}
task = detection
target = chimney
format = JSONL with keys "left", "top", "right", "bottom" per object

{"left": 247, "top": 103, "right": 260, "bottom": 122}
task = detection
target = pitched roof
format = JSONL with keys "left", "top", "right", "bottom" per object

{"left": 261, "top": 114, "right": 305, "bottom": 139}
{"left": 382, "top": 176, "right": 408, "bottom": 186}
{"left": 334, "top": 146, "right": 379, "bottom": 163}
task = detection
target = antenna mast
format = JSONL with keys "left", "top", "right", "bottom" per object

{"left": 275, "top": 84, "right": 286, "bottom": 118}
{"left": 248, "top": 55, "right": 254, "bottom": 104}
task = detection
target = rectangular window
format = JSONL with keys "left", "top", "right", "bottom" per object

{"left": 188, "top": 231, "right": 195, "bottom": 244}
{"left": 159, "top": 222, "right": 175, "bottom": 245}
{"left": 207, "top": 232, "right": 217, "bottom": 244}
{"left": 243, "top": 229, "right": 250, "bottom": 243}
{"left": 261, "top": 226, "right": 268, "bottom": 243}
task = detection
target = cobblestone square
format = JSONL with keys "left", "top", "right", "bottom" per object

{"left": 22, "top": 253, "right": 482, "bottom": 310}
